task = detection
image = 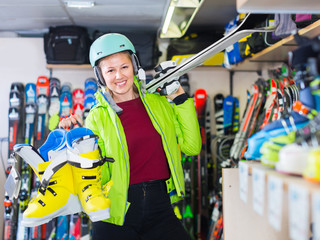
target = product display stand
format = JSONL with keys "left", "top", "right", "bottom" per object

{"left": 223, "top": 161, "right": 320, "bottom": 240}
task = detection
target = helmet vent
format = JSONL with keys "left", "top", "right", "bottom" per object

{"left": 120, "top": 44, "right": 125, "bottom": 48}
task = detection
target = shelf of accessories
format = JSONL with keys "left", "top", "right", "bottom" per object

{"left": 222, "top": 160, "right": 320, "bottom": 240}
{"left": 241, "top": 160, "right": 320, "bottom": 191}
{"left": 231, "top": 19, "right": 320, "bottom": 71}
{"left": 46, "top": 63, "right": 91, "bottom": 69}
{"left": 46, "top": 20, "right": 320, "bottom": 72}
{"left": 237, "top": 0, "right": 320, "bottom": 14}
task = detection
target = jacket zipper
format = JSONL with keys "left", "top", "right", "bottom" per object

{"left": 114, "top": 112, "right": 130, "bottom": 225}
{"left": 140, "top": 95, "right": 183, "bottom": 197}
{"left": 100, "top": 91, "right": 130, "bottom": 224}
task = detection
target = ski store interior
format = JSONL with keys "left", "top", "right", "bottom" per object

{"left": 0, "top": 0, "right": 320, "bottom": 239}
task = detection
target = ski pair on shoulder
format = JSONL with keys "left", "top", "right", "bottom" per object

{"left": 146, "top": 14, "right": 277, "bottom": 96}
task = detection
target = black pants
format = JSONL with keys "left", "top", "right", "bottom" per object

{"left": 92, "top": 180, "right": 192, "bottom": 240}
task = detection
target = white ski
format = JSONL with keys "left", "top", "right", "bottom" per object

{"left": 146, "top": 13, "right": 277, "bottom": 94}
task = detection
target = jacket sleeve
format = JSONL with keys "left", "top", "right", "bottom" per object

{"left": 85, "top": 109, "right": 111, "bottom": 184}
{"left": 85, "top": 110, "right": 106, "bottom": 156}
{"left": 172, "top": 98, "right": 202, "bottom": 156}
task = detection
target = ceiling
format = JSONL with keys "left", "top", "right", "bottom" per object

{"left": 0, "top": 0, "right": 238, "bottom": 38}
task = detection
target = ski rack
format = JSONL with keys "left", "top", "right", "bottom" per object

{"left": 146, "top": 13, "right": 277, "bottom": 94}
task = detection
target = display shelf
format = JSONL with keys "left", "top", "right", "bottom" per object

{"left": 243, "top": 160, "right": 320, "bottom": 191}
{"left": 223, "top": 161, "right": 320, "bottom": 240}
{"left": 237, "top": 0, "right": 320, "bottom": 14}
{"left": 46, "top": 64, "right": 91, "bottom": 69}
{"left": 45, "top": 20, "right": 320, "bottom": 74}
{"left": 232, "top": 19, "right": 320, "bottom": 71}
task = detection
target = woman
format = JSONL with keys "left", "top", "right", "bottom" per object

{"left": 59, "top": 33, "right": 201, "bottom": 240}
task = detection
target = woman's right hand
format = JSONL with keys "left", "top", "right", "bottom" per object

{"left": 58, "top": 114, "right": 83, "bottom": 131}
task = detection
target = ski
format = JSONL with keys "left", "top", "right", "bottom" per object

{"left": 260, "top": 79, "right": 277, "bottom": 129}
{"left": 222, "top": 96, "right": 234, "bottom": 135}
{"left": 207, "top": 198, "right": 222, "bottom": 240}
{"left": 56, "top": 83, "right": 72, "bottom": 240}
{"left": 16, "top": 82, "right": 37, "bottom": 240}
{"left": 80, "top": 213, "right": 91, "bottom": 240}
{"left": 48, "top": 78, "right": 61, "bottom": 131}
{"left": 83, "top": 78, "right": 98, "bottom": 121}
{"left": 5, "top": 82, "right": 25, "bottom": 240}
{"left": 60, "top": 83, "right": 73, "bottom": 119}
{"left": 230, "top": 79, "right": 264, "bottom": 161}
{"left": 72, "top": 87, "right": 85, "bottom": 240}
{"left": 35, "top": 76, "right": 49, "bottom": 148}
{"left": 232, "top": 97, "right": 240, "bottom": 133}
{"left": 72, "top": 88, "right": 85, "bottom": 119}
{"left": 176, "top": 75, "right": 195, "bottom": 238}
{"left": 24, "top": 83, "right": 37, "bottom": 144}
{"left": 181, "top": 154, "right": 195, "bottom": 238}
{"left": 69, "top": 213, "right": 81, "bottom": 240}
{"left": 56, "top": 215, "right": 69, "bottom": 240}
{"left": 146, "top": 14, "right": 276, "bottom": 94}
{"left": 31, "top": 76, "right": 50, "bottom": 239}
{"left": 213, "top": 94, "right": 225, "bottom": 136}
{"left": 194, "top": 88, "right": 208, "bottom": 240}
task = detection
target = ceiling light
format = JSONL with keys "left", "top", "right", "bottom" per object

{"left": 160, "top": 0, "right": 204, "bottom": 38}
{"left": 162, "top": 6, "right": 175, "bottom": 34}
{"left": 65, "top": 1, "right": 95, "bottom": 8}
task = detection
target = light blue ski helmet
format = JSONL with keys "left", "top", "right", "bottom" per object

{"left": 89, "top": 33, "right": 136, "bottom": 67}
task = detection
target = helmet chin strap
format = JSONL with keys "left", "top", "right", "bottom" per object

{"left": 93, "top": 66, "right": 123, "bottom": 115}
{"left": 101, "top": 88, "right": 123, "bottom": 114}
{"left": 138, "top": 68, "right": 146, "bottom": 96}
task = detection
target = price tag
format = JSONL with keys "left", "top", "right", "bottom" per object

{"left": 288, "top": 184, "right": 309, "bottom": 240}
{"left": 267, "top": 175, "right": 283, "bottom": 231}
{"left": 252, "top": 168, "right": 265, "bottom": 216}
{"left": 226, "top": 44, "right": 234, "bottom": 52}
{"left": 239, "top": 161, "right": 249, "bottom": 203}
{"left": 312, "top": 192, "right": 320, "bottom": 240}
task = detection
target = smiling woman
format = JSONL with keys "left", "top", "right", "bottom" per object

{"left": 98, "top": 51, "right": 138, "bottom": 103}
{"left": 58, "top": 32, "right": 202, "bottom": 240}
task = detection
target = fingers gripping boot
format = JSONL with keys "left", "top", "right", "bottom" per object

{"left": 22, "top": 161, "right": 82, "bottom": 227}
{"left": 67, "top": 128, "right": 113, "bottom": 222}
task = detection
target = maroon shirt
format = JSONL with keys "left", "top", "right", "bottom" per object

{"left": 117, "top": 97, "right": 170, "bottom": 185}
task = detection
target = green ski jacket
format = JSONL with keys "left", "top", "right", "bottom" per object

{"left": 85, "top": 77, "right": 201, "bottom": 226}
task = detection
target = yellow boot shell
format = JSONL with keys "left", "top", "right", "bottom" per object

{"left": 72, "top": 150, "right": 111, "bottom": 222}
{"left": 22, "top": 161, "right": 82, "bottom": 227}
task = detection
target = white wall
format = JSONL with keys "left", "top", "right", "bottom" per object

{"left": 0, "top": 37, "right": 262, "bottom": 236}
{"left": 0, "top": 38, "right": 97, "bottom": 237}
